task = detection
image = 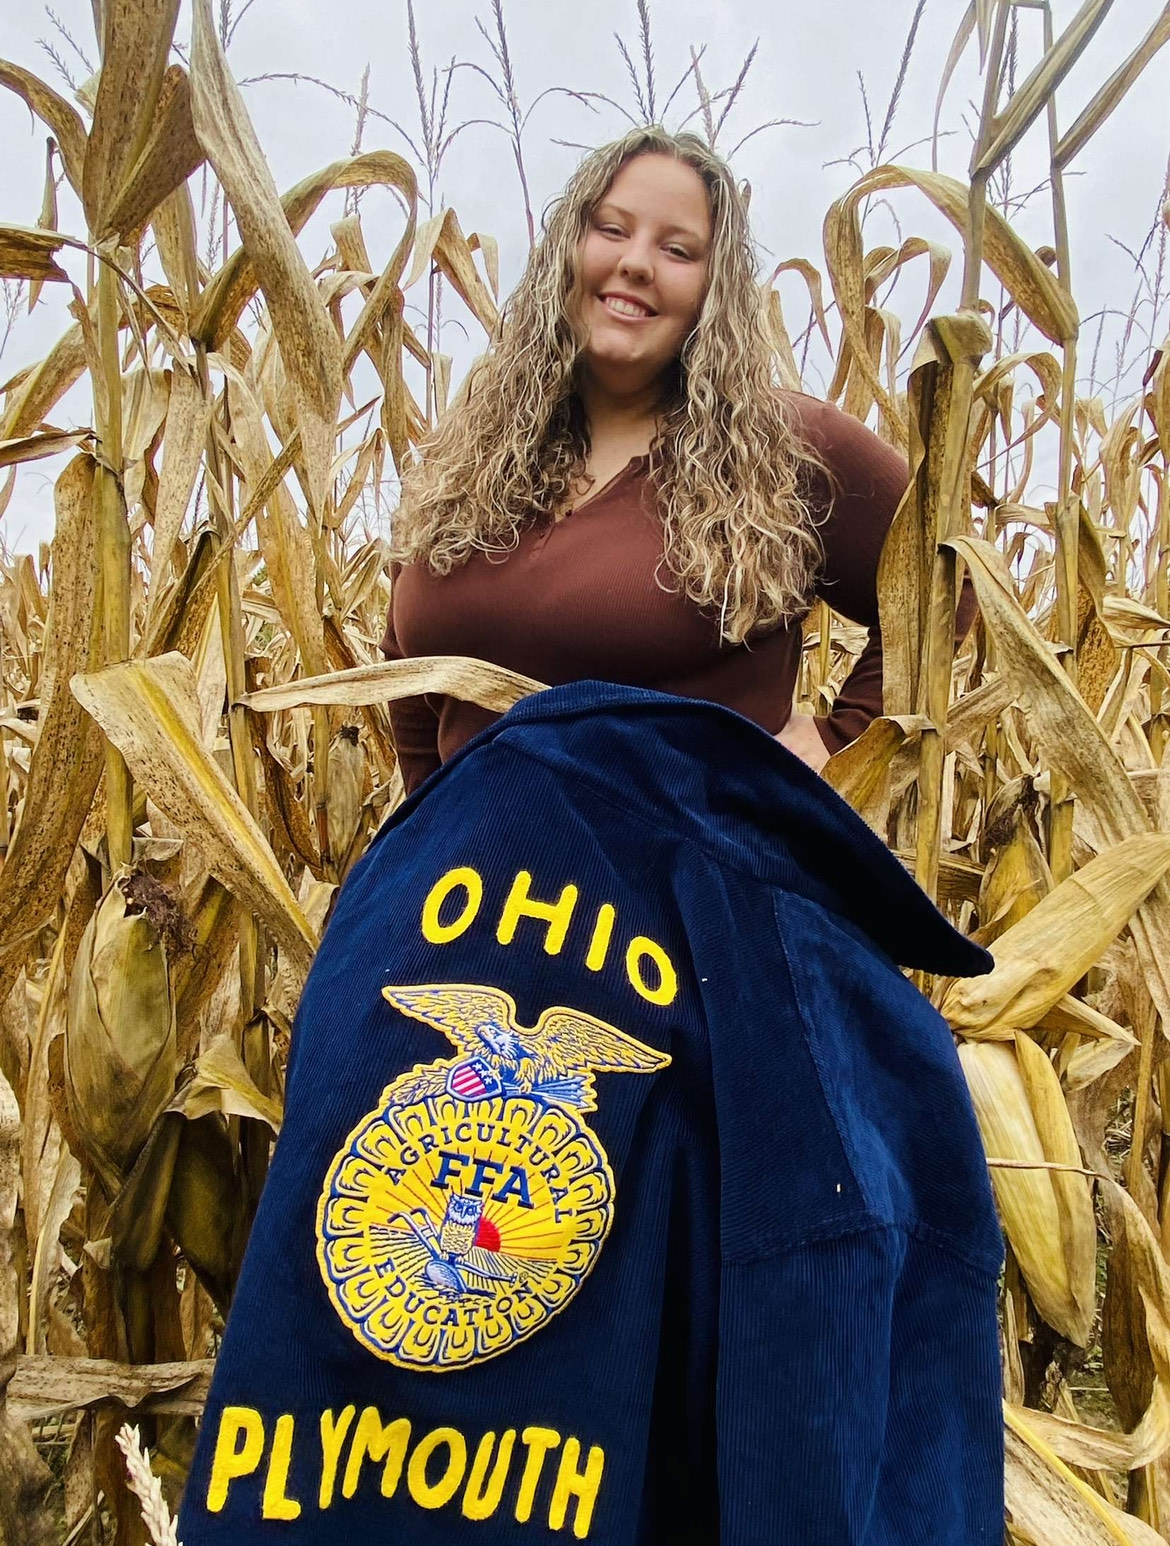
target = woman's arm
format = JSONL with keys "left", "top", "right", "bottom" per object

{"left": 381, "top": 573, "right": 443, "bottom": 795}
{"left": 783, "top": 395, "right": 976, "bottom": 762}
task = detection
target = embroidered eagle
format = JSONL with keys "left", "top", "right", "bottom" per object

{"left": 381, "top": 982, "right": 670, "bottom": 1113}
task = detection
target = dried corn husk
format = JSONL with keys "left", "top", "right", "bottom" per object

{"left": 960, "top": 1037, "right": 1096, "bottom": 1345}
{"left": 63, "top": 876, "right": 176, "bottom": 1197}
{"left": 978, "top": 786, "right": 1053, "bottom": 945}
{"left": 944, "top": 833, "right": 1170, "bottom": 1036}
{"left": 327, "top": 724, "right": 367, "bottom": 870}
{"left": 71, "top": 652, "right": 317, "bottom": 982}
{"left": 1005, "top": 1421, "right": 1165, "bottom": 1545}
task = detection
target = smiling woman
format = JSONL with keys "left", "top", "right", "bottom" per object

{"left": 386, "top": 128, "right": 826, "bottom": 655}
{"left": 383, "top": 127, "right": 974, "bottom": 789}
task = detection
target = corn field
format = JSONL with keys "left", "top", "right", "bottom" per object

{"left": 1, "top": 0, "right": 1170, "bottom": 1540}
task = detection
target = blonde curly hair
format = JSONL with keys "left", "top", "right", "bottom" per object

{"left": 391, "top": 126, "right": 826, "bottom": 644}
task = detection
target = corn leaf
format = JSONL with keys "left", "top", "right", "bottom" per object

{"left": 239, "top": 655, "right": 545, "bottom": 714}
{"left": 82, "top": 0, "right": 182, "bottom": 240}
{"left": 70, "top": 652, "right": 317, "bottom": 980}
{"left": 0, "top": 457, "right": 104, "bottom": 1002}
{"left": 944, "top": 834, "right": 1170, "bottom": 1036}
{"left": 189, "top": 0, "right": 342, "bottom": 520}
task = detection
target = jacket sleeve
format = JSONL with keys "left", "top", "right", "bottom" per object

{"left": 794, "top": 398, "right": 977, "bottom": 755}
{"left": 718, "top": 1230, "right": 1002, "bottom": 1543}
{"left": 381, "top": 575, "right": 443, "bottom": 794}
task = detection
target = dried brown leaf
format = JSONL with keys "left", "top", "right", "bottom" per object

{"left": 827, "top": 166, "right": 1078, "bottom": 350}
{"left": 0, "top": 429, "right": 92, "bottom": 468}
{"left": 82, "top": 0, "right": 182, "bottom": 237}
{"left": 974, "top": 0, "right": 1113, "bottom": 177}
{"left": 189, "top": 0, "right": 342, "bottom": 519}
{"left": 239, "top": 655, "right": 544, "bottom": 715}
{"left": 103, "top": 64, "right": 204, "bottom": 242}
{"left": 171, "top": 1033, "right": 282, "bottom": 1132}
{"left": 192, "top": 149, "right": 417, "bottom": 350}
{"left": 403, "top": 206, "right": 498, "bottom": 335}
{"left": 0, "top": 457, "right": 104, "bottom": 1000}
{"left": 949, "top": 535, "right": 1170, "bottom": 1035}
{"left": 0, "top": 226, "right": 68, "bottom": 284}
{"left": 70, "top": 652, "right": 317, "bottom": 983}
{"left": 823, "top": 713, "right": 930, "bottom": 831}
{"left": 0, "top": 320, "right": 87, "bottom": 441}
{"left": 0, "top": 60, "right": 87, "bottom": 195}
{"left": 944, "top": 834, "right": 1170, "bottom": 1036}
{"left": 1005, "top": 1421, "right": 1163, "bottom": 1545}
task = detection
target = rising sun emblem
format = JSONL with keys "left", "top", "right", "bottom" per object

{"left": 315, "top": 983, "right": 671, "bottom": 1370}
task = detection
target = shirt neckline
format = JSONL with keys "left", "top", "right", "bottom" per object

{"left": 564, "top": 454, "right": 649, "bottom": 517}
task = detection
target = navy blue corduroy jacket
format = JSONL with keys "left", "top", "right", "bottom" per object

{"left": 179, "top": 681, "right": 1005, "bottom": 1546}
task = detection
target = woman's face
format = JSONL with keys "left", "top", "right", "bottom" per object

{"left": 576, "top": 152, "right": 712, "bottom": 400}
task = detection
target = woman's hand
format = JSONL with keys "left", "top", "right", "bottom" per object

{"left": 775, "top": 709, "right": 831, "bottom": 775}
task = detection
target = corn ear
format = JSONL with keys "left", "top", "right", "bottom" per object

{"left": 64, "top": 876, "right": 176, "bottom": 1197}
{"left": 978, "top": 795, "right": 1053, "bottom": 945}
{"left": 960, "top": 1037, "right": 1096, "bottom": 1345}
{"left": 327, "top": 725, "right": 367, "bottom": 873}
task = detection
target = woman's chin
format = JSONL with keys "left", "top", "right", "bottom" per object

{"left": 583, "top": 340, "right": 662, "bottom": 371}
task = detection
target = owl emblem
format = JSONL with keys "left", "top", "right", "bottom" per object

{"left": 438, "top": 1192, "right": 481, "bottom": 1258}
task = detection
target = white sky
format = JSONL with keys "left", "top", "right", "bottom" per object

{"left": 1, "top": 0, "right": 1169, "bottom": 552}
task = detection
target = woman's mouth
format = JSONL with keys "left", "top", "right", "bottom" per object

{"left": 599, "top": 294, "right": 656, "bottom": 321}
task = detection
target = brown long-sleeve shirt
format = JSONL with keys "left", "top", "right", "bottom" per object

{"left": 382, "top": 391, "right": 973, "bottom": 796}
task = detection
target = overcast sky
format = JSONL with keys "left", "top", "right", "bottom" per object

{"left": 2, "top": 0, "right": 1169, "bottom": 552}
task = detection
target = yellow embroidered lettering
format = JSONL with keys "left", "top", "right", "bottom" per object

{"left": 342, "top": 1408, "right": 411, "bottom": 1499}
{"left": 261, "top": 1414, "right": 301, "bottom": 1521}
{"left": 318, "top": 1405, "right": 355, "bottom": 1509}
{"left": 625, "top": 936, "right": 678, "bottom": 1006}
{"left": 514, "top": 1426, "right": 561, "bottom": 1523}
{"left": 206, "top": 1407, "right": 265, "bottom": 1513}
{"left": 462, "top": 1429, "right": 516, "bottom": 1521}
{"left": 548, "top": 1437, "right": 606, "bottom": 1539}
{"left": 407, "top": 1426, "right": 468, "bottom": 1510}
{"left": 584, "top": 904, "right": 616, "bottom": 971}
{"left": 421, "top": 867, "right": 483, "bottom": 944}
{"left": 497, "top": 871, "right": 578, "bottom": 955}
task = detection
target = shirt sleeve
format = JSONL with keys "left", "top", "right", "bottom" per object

{"left": 381, "top": 575, "right": 443, "bottom": 794}
{"left": 790, "top": 397, "right": 977, "bottom": 755}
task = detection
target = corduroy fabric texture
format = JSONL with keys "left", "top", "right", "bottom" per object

{"left": 179, "top": 681, "right": 1005, "bottom": 1545}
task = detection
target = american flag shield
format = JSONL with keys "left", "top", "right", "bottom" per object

{"left": 446, "top": 1057, "right": 503, "bottom": 1100}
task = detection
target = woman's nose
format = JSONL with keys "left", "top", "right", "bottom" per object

{"left": 617, "top": 245, "right": 653, "bottom": 282}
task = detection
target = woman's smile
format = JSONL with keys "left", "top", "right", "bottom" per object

{"left": 598, "top": 293, "right": 657, "bottom": 322}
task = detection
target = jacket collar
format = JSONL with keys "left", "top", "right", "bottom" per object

{"left": 393, "top": 680, "right": 992, "bottom": 980}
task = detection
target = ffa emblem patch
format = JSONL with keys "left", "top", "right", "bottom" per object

{"left": 315, "top": 983, "right": 670, "bottom": 1371}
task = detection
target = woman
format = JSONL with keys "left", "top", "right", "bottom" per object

{"left": 179, "top": 129, "right": 1003, "bottom": 1546}
{"left": 383, "top": 126, "right": 972, "bottom": 789}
